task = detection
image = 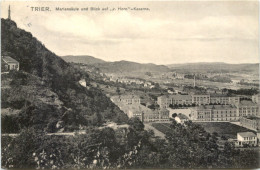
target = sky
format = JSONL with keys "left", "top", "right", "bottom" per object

{"left": 1, "top": 1, "right": 259, "bottom": 65}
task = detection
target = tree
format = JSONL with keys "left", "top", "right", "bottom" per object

{"left": 145, "top": 72, "right": 152, "bottom": 77}
{"left": 1, "top": 115, "right": 19, "bottom": 133}
{"left": 172, "top": 113, "right": 177, "bottom": 118}
{"left": 127, "top": 117, "right": 144, "bottom": 132}
{"left": 116, "top": 87, "right": 121, "bottom": 95}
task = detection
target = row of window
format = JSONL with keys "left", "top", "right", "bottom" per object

{"left": 144, "top": 119, "right": 169, "bottom": 122}
{"left": 213, "top": 111, "right": 237, "bottom": 114}
{"left": 198, "top": 111, "right": 237, "bottom": 114}
{"left": 243, "top": 137, "right": 255, "bottom": 140}
{"left": 239, "top": 110, "right": 258, "bottom": 113}
{"left": 197, "top": 117, "right": 238, "bottom": 121}
{"left": 198, "top": 115, "right": 238, "bottom": 118}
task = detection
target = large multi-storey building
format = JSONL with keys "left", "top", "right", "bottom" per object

{"left": 125, "top": 105, "right": 148, "bottom": 121}
{"left": 157, "top": 94, "right": 192, "bottom": 108}
{"left": 240, "top": 116, "right": 260, "bottom": 131}
{"left": 236, "top": 100, "right": 259, "bottom": 117}
{"left": 191, "top": 94, "right": 210, "bottom": 105}
{"left": 143, "top": 108, "right": 170, "bottom": 122}
{"left": 111, "top": 95, "right": 141, "bottom": 105}
{"left": 118, "top": 104, "right": 170, "bottom": 122}
{"left": 191, "top": 105, "right": 238, "bottom": 121}
{"left": 158, "top": 93, "right": 241, "bottom": 108}
{"left": 190, "top": 100, "right": 259, "bottom": 122}
{"left": 209, "top": 94, "right": 240, "bottom": 105}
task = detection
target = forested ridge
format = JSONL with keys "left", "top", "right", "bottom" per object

{"left": 1, "top": 18, "right": 128, "bottom": 133}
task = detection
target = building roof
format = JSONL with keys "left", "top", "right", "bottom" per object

{"left": 170, "top": 94, "right": 191, "bottom": 100}
{"left": 192, "top": 93, "right": 210, "bottom": 96}
{"left": 238, "top": 132, "right": 256, "bottom": 138}
{"left": 210, "top": 93, "right": 238, "bottom": 97}
{"left": 111, "top": 95, "right": 140, "bottom": 100}
{"left": 158, "top": 94, "right": 191, "bottom": 100}
{"left": 119, "top": 103, "right": 151, "bottom": 112}
{"left": 157, "top": 95, "right": 169, "bottom": 100}
{"left": 238, "top": 100, "right": 258, "bottom": 107}
{"left": 159, "top": 108, "right": 170, "bottom": 112}
{"left": 210, "top": 93, "right": 228, "bottom": 97}
{"left": 243, "top": 116, "right": 260, "bottom": 121}
{"left": 2, "top": 56, "right": 19, "bottom": 64}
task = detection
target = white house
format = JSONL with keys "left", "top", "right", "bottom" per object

{"left": 2, "top": 56, "right": 19, "bottom": 71}
{"left": 236, "top": 132, "right": 257, "bottom": 147}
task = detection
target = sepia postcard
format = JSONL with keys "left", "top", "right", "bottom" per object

{"left": 1, "top": 1, "right": 259, "bottom": 169}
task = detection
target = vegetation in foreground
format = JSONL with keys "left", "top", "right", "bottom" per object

{"left": 2, "top": 118, "right": 259, "bottom": 169}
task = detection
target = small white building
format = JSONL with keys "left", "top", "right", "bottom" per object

{"left": 79, "top": 79, "right": 86, "bottom": 87}
{"left": 2, "top": 56, "right": 19, "bottom": 71}
{"left": 236, "top": 132, "right": 257, "bottom": 147}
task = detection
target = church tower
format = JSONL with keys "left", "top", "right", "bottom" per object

{"left": 8, "top": 5, "right": 11, "bottom": 20}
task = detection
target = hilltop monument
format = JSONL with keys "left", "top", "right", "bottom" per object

{"left": 8, "top": 5, "right": 11, "bottom": 20}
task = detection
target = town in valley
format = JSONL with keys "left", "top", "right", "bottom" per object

{"left": 68, "top": 56, "right": 260, "bottom": 148}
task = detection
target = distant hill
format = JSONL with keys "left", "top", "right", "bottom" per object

{"left": 167, "top": 62, "right": 259, "bottom": 73}
{"left": 94, "top": 60, "right": 171, "bottom": 73}
{"left": 62, "top": 55, "right": 171, "bottom": 74}
{"left": 61, "top": 55, "right": 106, "bottom": 65}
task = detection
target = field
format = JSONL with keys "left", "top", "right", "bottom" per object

{"left": 195, "top": 122, "right": 255, "bottom": 139}
{"left": 151, "top": 123, "right": 172, "bottom": 134}
{"left": 152, "top": 122, "right": 254, "bottom": 139}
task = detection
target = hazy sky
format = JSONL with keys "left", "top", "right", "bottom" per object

{"left": 1, "top": 1, "right": 259, "bottom": 64}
